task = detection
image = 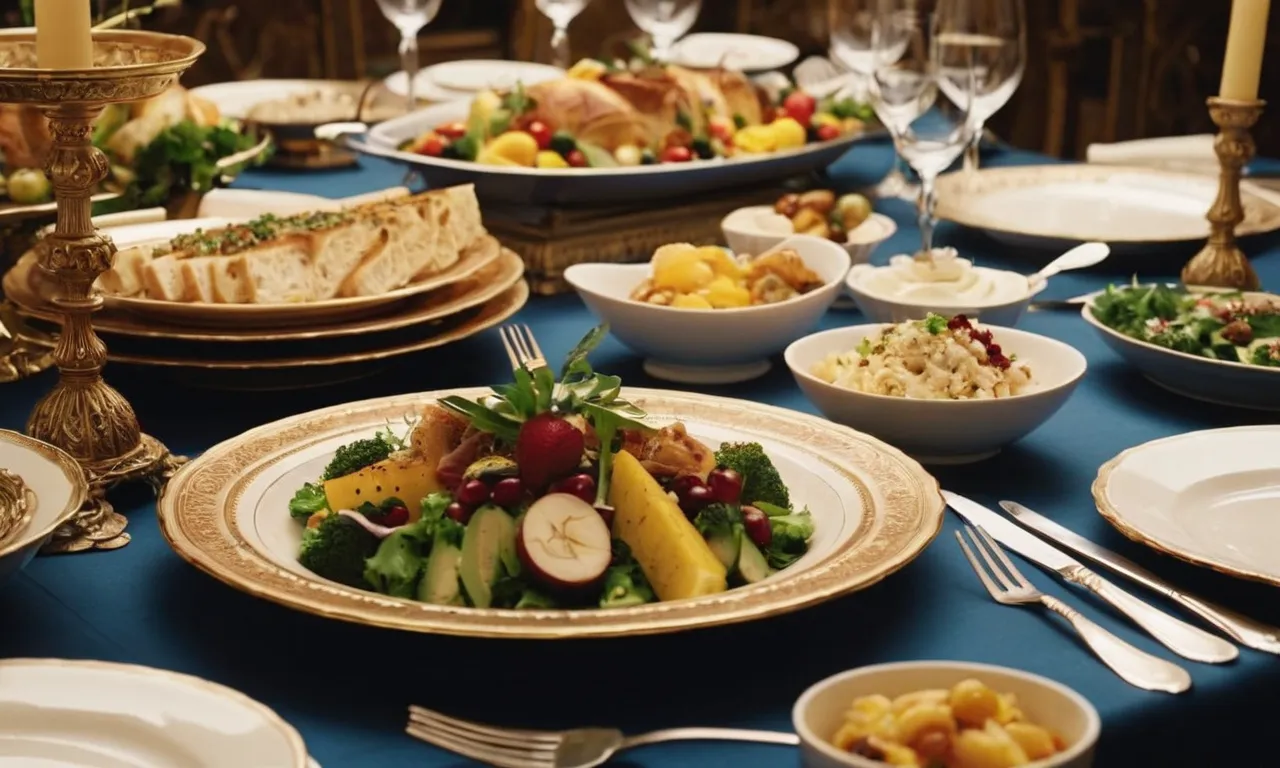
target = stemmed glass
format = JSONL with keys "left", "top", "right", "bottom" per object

{"left": 870, "top": 0, "right": 977, "bottom": 257}
{"left": 935, "top": 0, "right": 1025, "bottom": 174}
{"left": 375, "top": 0, "right": 444, "bottom": 111}
{"left": 536, "top": 0, "right": 593, "bottom": 69}
{"left": 624, "top": 0, "right": 702, "bottom": 62}
{"left": 830, "top": 0, "right": 915, "bottom": 200}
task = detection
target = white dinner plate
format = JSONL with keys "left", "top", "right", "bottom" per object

{"left": 935, "top": 164, "right": 1280, "bottom": 250}
{"left": 159, "top": 387, "right": 943, "bottom": 639}
{"left": 357, "top": 101, "right": 866, "bottom": 205}
{"left": 384, "top": 60, "right": 565, "bottom": 101}
{"left": 0, "top": 431, "right": 87, "bottom": 586}
{"left": 1094, "top": 425, "right": 1280, "bottom": 587}
{"left": 0, "top": 658, "right": 309, "bottom": 767}
{"left": 669, "top": 33, "right": 800, "bottom": 72}
{"left": 1080, "top": 289, "right": 1280, "bottom": 411}
{"left": 191, "top": 79, "right": 363, "bottom": 121}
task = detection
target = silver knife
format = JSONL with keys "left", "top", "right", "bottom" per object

{"left": 945, "top": 493, "right": 1238, "bottom": 663}
{"left": 1001, "top": 500, "right": 1280, "bottom": 655}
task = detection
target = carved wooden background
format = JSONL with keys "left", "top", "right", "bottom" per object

{"left": 118, "top": 0, "right": 1280, "bottom": 158}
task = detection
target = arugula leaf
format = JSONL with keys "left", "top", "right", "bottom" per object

{"left": 561, "top": 323, "right": 610, "bottom": 380}
{"left": 437, "top": 395, "right": 522, "bottom": 443}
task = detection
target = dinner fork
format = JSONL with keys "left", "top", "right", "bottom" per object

{"left": 956, "top": 524, "right": 1191, "bottom": 694}
{"left": 499, "top": 323, "right": 548, "bottom": 373}
{"left": 406, "top": 705, "right": 799, "bottom": 768}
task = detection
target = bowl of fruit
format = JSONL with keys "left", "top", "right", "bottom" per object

{"left": 565, "top": 236, "right": 850, "bottom": 384}
{"left": 722, "top": 191, "right": 896, "bottom": 266}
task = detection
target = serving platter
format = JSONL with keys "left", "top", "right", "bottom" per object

{"left": 668, "top": 33, "right": 801, "bottom": 72}
{"left": 1080, "top": 290, "right": 1280, "bottom": 411}
{"left": 158, "top": 388, "right": 943, "bottom": 639}
{"left": 352, "top": 101, "right": 867, "bottom": 205}
{"left": 935, "top": 165, "right": 1280, "bottom": 250}
{"left": 383, "top": 60, "right": 565, "bottom": 101}
{"left": 0, "top": 430, "right": 87, "bottom": 585}
{"left": 0, "top": 658, "right": 309, "bottom": 768}
{"left": 1093, "top": 425, "right": 1280, "bottom": 587}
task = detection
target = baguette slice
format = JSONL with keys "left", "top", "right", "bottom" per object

{"left": 210, "top": 257, "right": 252, "bottom": 304}
{"left": 179, "top": 256, "right": 220, "bottom": 303}
{"left": 241, "top": 236, "right": 315, "bottom": 304}
{"left": 339, "top": 208, "right": 436, "bottom": 297}
{"left": 409, "top": 194, "right": 460, "bottom": 281}
{"left": 424, "top": 184, "right": 484, "bottom": 251}
{"left": 141, "top": 254, "right": 188, "bottom": 301}
{"left": 98, "top": 244, "right": 153, "bottom": 297}
{"left": 308, "top": 218, "right": 384, "bottom": 300}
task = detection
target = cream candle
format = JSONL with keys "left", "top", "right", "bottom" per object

{"left": 35, "top": 0, "right": 94, "bottom": 69}
{"left": 1221, "top": 0, "right": 1271, "bottom": 100}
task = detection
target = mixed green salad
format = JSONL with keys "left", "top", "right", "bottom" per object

{"left": 287, "top": 325, "right": 814, "bottom": 610}
{"left": 1092, "top": 282, "right": 1280, "bottom": 367}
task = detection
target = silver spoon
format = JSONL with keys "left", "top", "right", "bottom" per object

{"left": 1027, "top": 241, "right": 1110, "bottom": 290}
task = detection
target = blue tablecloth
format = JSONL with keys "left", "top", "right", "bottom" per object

{"left": 3, "top": 141, "right": 1279, "bottom": 767}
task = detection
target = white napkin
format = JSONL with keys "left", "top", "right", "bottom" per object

{"left": 1085, "top": 134, "right": 1218, "bottom": 175}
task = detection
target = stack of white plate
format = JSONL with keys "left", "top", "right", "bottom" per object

{"left": 383, "top": 59, "right": 565, "bottom": 102}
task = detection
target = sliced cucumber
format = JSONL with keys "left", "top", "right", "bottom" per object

{"left": 736, "top": 537, "right": 773, "bottom": 585}
{"left": 705, "top": 524, "right": 743, "bottom": 571}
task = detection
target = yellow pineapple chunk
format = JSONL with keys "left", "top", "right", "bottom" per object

{"left": 704, "top": 276, "right": 752, "bottom": 308}
{"left": 671, "top": 293, "right": 713, "bottom": 309}
{"left": 322, "top": 456, "right": 440, "bottom": 516}
{"left": 609, "top": 450, "right": 727, "bottom": 601}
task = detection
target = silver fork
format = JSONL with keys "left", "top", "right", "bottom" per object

{"left": 956, "top": 524, "right": 1192, "bottom": 694}
{"left": 406, "top": 705, "right": 799, "bottom": 768}
{"left": 499, "top": 323, "right": 548, "bottom": 373}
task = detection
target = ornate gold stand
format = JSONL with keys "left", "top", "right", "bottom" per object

{"left": 0, "top": 30, "right": 204, "bottom": 553}
{"left": 1181, "top": 97, "right": 1265, "bottom": 291}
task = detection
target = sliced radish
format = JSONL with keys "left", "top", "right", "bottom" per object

{"left": 517, "top": 493, "right": 612, "bottom": 590}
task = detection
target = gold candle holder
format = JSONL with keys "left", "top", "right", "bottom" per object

{"left": 1181, "top": 96, "right": 1266, "bottom": 291}
{"left": 0, "top": 29, "right": 204, "bottom": 553}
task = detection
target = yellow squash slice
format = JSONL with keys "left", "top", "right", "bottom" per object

{"left": 323, "top": 456, "right": 441, "bottom": 518}
{"left": 609, "top": 450, "right": 727, "bottom": 601}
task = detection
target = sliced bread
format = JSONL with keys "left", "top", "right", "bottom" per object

{"left": 141, "top": 255, "right": 188, "bottom": 301}
{"left": 308, "top": 217, "right": 384, "bottom": 299}
{"left": 179, "top": 257, "right": 220, "bottom": 303}
{"left": 338, "top": 208, "right": 436, "bottom": 297}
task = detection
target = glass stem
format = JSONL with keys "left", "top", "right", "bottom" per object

{"left": 550, "top": 25, "right": 570, "bottom": 69}
{"left": 963, "top": 129, "right": 982, "bottom": 174}
{"left": 652, "top": 34, "right": 675, "bottom": 63}
{"left": 399, "top": 29, "right": 421, "bottom": 111}
{"left": 918, "top": 172, "right": 938, "bottom": 255}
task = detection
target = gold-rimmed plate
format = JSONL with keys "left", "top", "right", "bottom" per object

{"left": 0, "top": 430, "right": 87, "bottom": 584}
{"left": 158, "top": 389, "right": 944, "bottom": 639}
{"left": 3, "top": 235, "right": 505, "bottom": 330}
{"left": 14, "top": 247, "right": 525, "bottom": 343}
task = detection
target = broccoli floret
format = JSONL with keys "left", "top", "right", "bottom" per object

{"left": 715, "top": 442, "right": 791, "bottom": 509}
{"left": 693, "top": 502, "right": 742, "bottom": 538}
{"left": 321, "top": 437, "right": 394, "bottom": 481}
{"left": 765, "top": 510, "right": 815, "bottom": 570}
{"left": 364, "top": 522, "right": 432, "bottom": 599}
{"left": 298, "top": 514, "right": 380, "bottom": 588}
{"left": 599, "top": 539, "right": 656, "bottom": 608}
{"left": 515, "top": 588, "right": 559, "bottom": 610}
{"left": 288, "top": 482, "right": 327, "bottom": 519}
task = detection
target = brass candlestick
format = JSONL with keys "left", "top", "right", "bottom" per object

{"left": 0, "top": 29, "right": 204, "bottom": 553}
{"left": 1181, "top": 96, "right": 1266, "bottom": 291}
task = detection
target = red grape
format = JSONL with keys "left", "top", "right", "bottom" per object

{"left": 670, "top": 474, "right": 704, "bottom": 498}
{"left": 380, "top": 505, "right": 409, "bottom": 527}
{"left": 556, "top": 473, "right": 597, "bottom": 504}
{"left": 445, "top": 502, "right": 472, "bottom": 524}
{"left": 706, "top": 467, "right": 744, "bottom": 504}
{"left": 490, "top": 477, "right": 524, "bottom": 508}
{"left": 742, "top": 506, "right": 773, "bottom": 548}
{"left": 595, "top": 505, "right": 616, "bottom": 529}
{"left": 457, "top": 479, "right": 491, "bottom": 507}
{"left": 679, "top": 484, "right": 714, "bottom": 518}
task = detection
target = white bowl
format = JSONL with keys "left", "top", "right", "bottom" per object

{"left": 793, "top": 661, "right": 1100, "bottom": 768}
{"left": 564, "top": 235, "right": 851, "bottom": 384}
{"left": 784, "top": 323, "right": 1087, "bottom": 463}
{"left": 722, "top": 205, "right": 897, "bottom": 265}
{"left": 0, "top": 430, "right": 87, "bottom": 586}
{"left": 845, "top": 263, "right": 1044, "bottom": 327}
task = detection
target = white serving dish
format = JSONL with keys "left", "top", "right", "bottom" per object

{"left": 784, "top": 323, "right": 1087, "bottom": 463}
{"left": 793, "top": 661, "right": 1100, "bottom": 768}
{"left": 1081, "top": 288, "right": 1280, "bottom": 410}
{"left": 384, "top": 60, "right": 565, "bottom": 101}
{"left": 0, "top": 430, "right": 87, "bottom": 586}
{"left": 565, "top": 235, "right": 851, "bottom": 384}
{"left": 1094, "top": 424, "right": 1280, "bottom": 586}
{"left": 845, "top": 262, "right": 1044, "bottom": 327}
{"left": 721, "top": 205, "right": 897, "bottom": 266}
{"left": 0, "top": 658, "right": 309, "bottom": 767}
{"left": 668, "top": 33, "right": 801, "bottom": 72}
{"left": 354, "top": 101, "right": 865, "bottom": 205}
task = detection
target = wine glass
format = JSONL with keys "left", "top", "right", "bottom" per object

{"left": 536, "top": 0, "right": 593, "bottom": 69}
{"left": 936, "top": 0, "right": 1025, "bottom": 173}
{"left": 830, "top": 0, "right": 915, "bottom": 200}
{"left": 870, "top": 1, "right": 977, "bottom": 256}
{"left": 624, "top": 0, "right": 702, "bottom": 62}
{"left": 376, "top": 0, "right": 444, "bottom": 111}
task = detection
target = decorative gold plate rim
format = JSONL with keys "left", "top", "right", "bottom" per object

{"left": 0, "top": 469, "right": 35, "bottom": 551}
{"left": 158, "top": 388, "right": 945, "bottom": 639}
{"left": 935, "top": 164, "right": 1280, "bottom": 243}
{"left": 1093, "top": 426, "right": 1280, "bottom": 588}
{"left": 0, "top": 430, "right": 88, "bottom": 560}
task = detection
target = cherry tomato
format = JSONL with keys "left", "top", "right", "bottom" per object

{"left": 526, "top": 120, "right": 554, "bottom": 150}
{"left": 566, "top": 149, "right": 588, "bottom": 167}
{"left": 416, "top": 134, "right": 447, "bottom": 157}
{"left": 661, "top": 145, "right": 694, "bottom": 163}
{"left": 782, "top": 91, "right": 817, "bottom": 127}
{"left": 436, "top": 121, "right": 467, "bottom": 140}
{"left": 708, "top": 118, "right": 735, "bottom": 142}
{"left": 816, "top": 123, "right": 842, "bottom": 142}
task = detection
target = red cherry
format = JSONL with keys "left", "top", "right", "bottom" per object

{"left": 445, "top": 502, "right": 472, "bottom": 524}
{"left": 457, "top": 479, "right": 490, "bottom": 507}
{"left": 706, "top": 467, "right": 744, "bottom": 505}
{"left": 554, "top": 473, "right": 596, "bottom": 504}
{"left": 742, "top": 506, "right": 773, "bottom": 548}
{"left": 490, "top": 477, "right": 524, "bottom": 508}
{"left": 679, "top": 484, "right": 713, "bottom": 518}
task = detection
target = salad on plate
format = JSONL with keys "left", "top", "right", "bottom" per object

{"left": 286, "top": 325, "right": 814, "bottom": 609}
